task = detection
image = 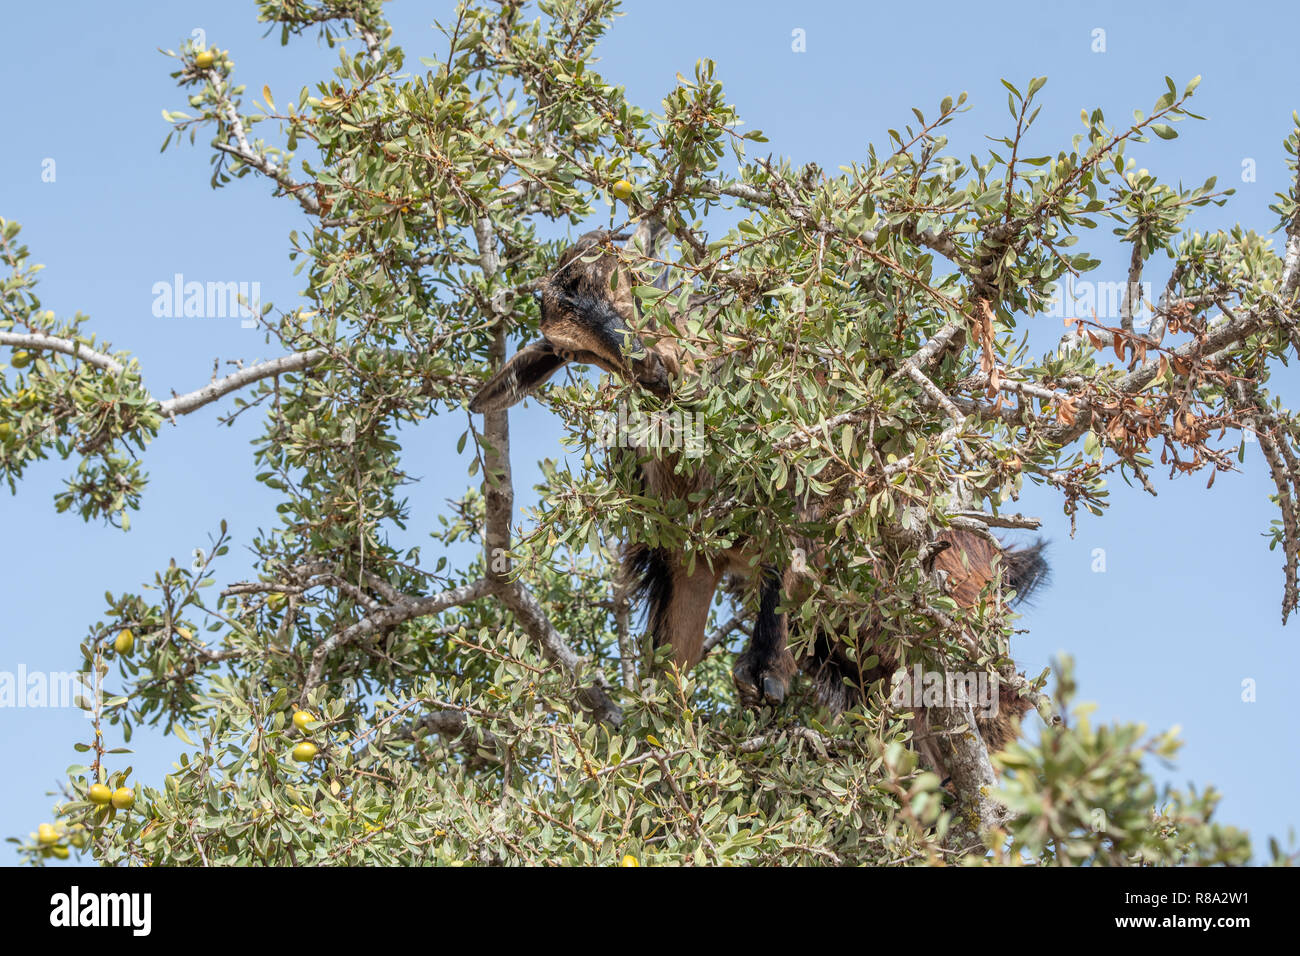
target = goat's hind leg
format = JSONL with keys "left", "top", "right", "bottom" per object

{"left": 624, "top": 543, "right": 723, "bottom": 671}
{"left": 732, "top": 566, "right": 798, "bottom": 707}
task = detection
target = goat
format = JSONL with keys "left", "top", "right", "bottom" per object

{"left": 469, "top": 227, "right": 1048, "bottom": 770}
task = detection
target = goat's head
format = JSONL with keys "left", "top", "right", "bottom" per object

{"left": 468, "top": 229, "right": 676, "bottom": 414}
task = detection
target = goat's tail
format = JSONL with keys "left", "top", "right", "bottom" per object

{"left": 621, "top": 542, "right": 672, "bottom": 644}
{"left": 1002, "top": 538, "right": 1050, "bottom": 606}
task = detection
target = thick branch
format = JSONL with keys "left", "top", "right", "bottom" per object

{"left": 924, "top": 695, "right": 1007, "bottom": 852}
{"left": 471, "top": 215, "right": 621, "bottom": 724}
{"left": 949, "top": 510, "right": 1041, "bottom": 530}
{"left": 1, "top": 331, "right": 126, "bottom": 375}
{"left": 159, "top": 349, "right": 328, "bottom": 418}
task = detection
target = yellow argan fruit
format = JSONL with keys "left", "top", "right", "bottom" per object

{"left": 620, "top": 854, "right": 639, "bottom": 867}
{"left": 292, "top": 710, "right": 315, "bottom": 732}
{"left": 110, "top": 787, "right": 135, "bottom": 811}
{"left": 87, "top": 783, "right": 113, "bottom": 806}
{"left": 37, "top": 823, "right": 60, "bottom": 845}
{"left": 51, "top": 845, "right": 70, "bottom": 859}
{"left": 292, "top": 742, "right": 319, "bottom": 763}
{"left": 113, "top": 629, "right": 135, "bottom": 655}
{"left": 267, "top": 591, "right": 288, "bottom": 611}
{"left": 611, "top": 179, "right": 634, "bottom": 201}
{"left": 10, "top": 350, "right": 31, "bottom": 369}
{"left": 176, "top": 627, "right": 193, "bottom": 641}
{"left": 0, "top": 423, "right": 13, "bottom": 443}
{"left": 195, "top": 50, "right": 216, "bottom": 69}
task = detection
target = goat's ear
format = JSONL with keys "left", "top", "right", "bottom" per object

{"left": 468, "top": 340, "right": 567, "bottom": 414}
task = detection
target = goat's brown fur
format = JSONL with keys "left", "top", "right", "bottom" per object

{"left": 470, "top": 228, "right": 1048, "bottom": 778}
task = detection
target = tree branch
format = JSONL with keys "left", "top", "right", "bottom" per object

{"left": 1, "top": 331, "right": 126, "bottom": 375}
{"left": 159, "top": 349, "right": 329, "bottom": 418}
{"left": 301, "top": 578, "right": 491, "bottom": 695}
{"left": 494, "top": 579, "right": 622, "bottom": 725}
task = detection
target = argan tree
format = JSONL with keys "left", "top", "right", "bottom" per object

{"left": 5, "top": 0, "right": 1298, "bottom": 865}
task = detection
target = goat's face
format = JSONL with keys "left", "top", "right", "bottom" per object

{"left": 468, "top": 230, "right": 675, "bottom": 414}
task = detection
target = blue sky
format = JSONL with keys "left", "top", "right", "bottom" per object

{"left": 2, "top": 0, "right": 1298, "bottom": 863}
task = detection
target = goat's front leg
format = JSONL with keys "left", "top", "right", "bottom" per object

{"left": 732, "top": 566, "right": 798, "bottom": 707}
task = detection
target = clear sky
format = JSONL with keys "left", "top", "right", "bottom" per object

{"left": 2, "top": 0, "right": 1298, "bottom": 863}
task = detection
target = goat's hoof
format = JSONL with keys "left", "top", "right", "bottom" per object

{"left": 762, "top": 675, "right": 786, "bottom": 704}
{"left": 733, "top": 652, "right": 794, "bottom": 709}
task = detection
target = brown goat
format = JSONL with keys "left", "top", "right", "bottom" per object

{"left": 469, "top": 228, "right": 1047, "bottom": 771}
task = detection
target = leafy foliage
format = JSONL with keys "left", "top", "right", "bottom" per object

{"left": 6, "top": 0, "right": 1299, "bottom": 865}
